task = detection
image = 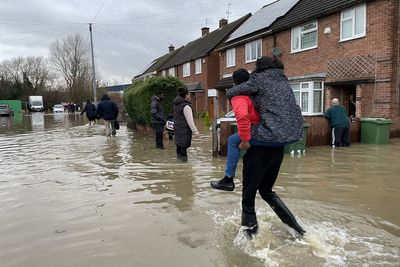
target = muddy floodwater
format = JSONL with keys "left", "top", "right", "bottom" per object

{"left": 0, "top": 113, "right": 399, "bottom": 267}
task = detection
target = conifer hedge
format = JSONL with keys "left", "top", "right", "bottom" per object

{"left": 123, "top": 76, "right": 185, "bottom": 126}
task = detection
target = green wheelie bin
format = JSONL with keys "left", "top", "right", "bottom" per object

{"left": 360, "top": 118, "right": 392, "bottom": 144}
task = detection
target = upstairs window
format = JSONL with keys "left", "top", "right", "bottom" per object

{"left": 291, "top": 20, "right": 318, "bottom": 52}
{"left": 245, "top": 39, "right": 261, "bottom": 63}
{"left": 168, "top": 67, "right": 175, "bottom": 77}
{"left": 291, "top": 81, "right": 323, "bottom": 115}
{"left": 183, "top": 62, "right": 190, "bottom": 77}
{"left": 226, "top": 48, "right": 235, "bottom": 67}
{"left": 340, "top": 4, "right": 366, "bottom": 41}
{"left": 195, "top": 58, "right": 202, "bottom": 74}
{"left": 161, "top": 70, "right": 166, "bottom": 77}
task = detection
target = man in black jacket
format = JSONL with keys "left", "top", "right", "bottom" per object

{"left": 96, "top": 94, "right": 119, "bottom": 137}
{"left": 150, "top": 91, "right": 166, "bottom": 149}
{"left": 81, "top": 99, "right": 97, "bottom": 125}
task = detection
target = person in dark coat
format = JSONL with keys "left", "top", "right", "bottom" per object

{"left": 81, "top": 99, "right": 97, "bottom": 125}
{"left": 324, "top": 98, "right": 350, "bottom": 146}
{"left": 173, "top": 86, "right": 199, "bottom": 162}
{"left": 96, "top": 94, "right": 119, "bottom": 137}
{"left": 150, "top": 91, "right": 166, "bottom": 149}
{"left": 226, "top": 56, "right": 305, "bottom": 238}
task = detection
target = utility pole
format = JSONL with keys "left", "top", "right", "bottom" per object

{"left": 89, "top": 23, "right": 97, "bottom": 103}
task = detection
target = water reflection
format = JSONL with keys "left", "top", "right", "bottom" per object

{"left": 0, "top": 115, "right": 399, "bottom": 267}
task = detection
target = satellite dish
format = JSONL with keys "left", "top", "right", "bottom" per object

{"left": 272, "top": 47, "right": 281, "bottom": 56}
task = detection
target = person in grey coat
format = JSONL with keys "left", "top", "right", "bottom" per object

{"left": 150, "top": 91, "right": 166, "bottom": 149}
{"left": 226, "top": 56, "right": 305, "bottom": 238}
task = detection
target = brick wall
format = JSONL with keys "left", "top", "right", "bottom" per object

{"left": 217, "top": 0, "right": 400, "bottom": 142}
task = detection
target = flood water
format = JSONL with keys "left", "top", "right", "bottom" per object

{"left": 0, "top": 113, "right": 399, "bottom": 267}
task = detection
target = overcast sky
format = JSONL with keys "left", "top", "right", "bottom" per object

{"left": 0, "top": 0, "right": 271, "bottom": 85}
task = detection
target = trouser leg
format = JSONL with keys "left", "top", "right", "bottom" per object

{"left": 342, "top": 126, "right": 350, "bottom": 146}
{"left": 225, "top": 133, "right": 241, "bottom": 178}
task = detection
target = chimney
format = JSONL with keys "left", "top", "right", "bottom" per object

{"left": 201, "top": 27, "right": 209, "bottom": 37}
{"left": 219, "top": 18, "right": 228, "bottom": 28}
{"left": 168, "top": 44, "right": 175, "bottom": 53}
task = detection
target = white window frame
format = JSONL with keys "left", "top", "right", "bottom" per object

{"left": 195, "top": 58, "right": 202, "bottom": 74}
{"left": 291, "top": 20, "right": 318, "bottom": 53}
{"left": 226, "top": 48, "right": 236, "bottom": 67}
{"left": 168, "top": 67, "right": 175, "bottom": 77}
{"left": 290, "top": 81, "right": 324, "bottom": 115}
{"left": 340, "top": 4, "right": 366, "bottom": 42}
{"left": 161, "top": 70, "right": 166, "bottom": 77}
{"left": 245, "top": 39, "right": 262, "bottom": 63}
{"left": 183, "top": 62, "right": 190, "bottom": 77}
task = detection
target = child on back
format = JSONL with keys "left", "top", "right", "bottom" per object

{"left": 210, "top": 68, "right": 260, "bottom": 191}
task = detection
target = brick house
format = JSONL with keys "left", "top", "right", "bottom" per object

{"left": 216, "top": 0, "right": 400, "bottom": 145}
{"left": 132, "top": 45, "right": 182, "bottom": 83}
{"left": 156, "top": 14, "right": 251, "bottom": 118}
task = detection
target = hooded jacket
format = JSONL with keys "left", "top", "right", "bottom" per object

{"left": 173, "top": 95, "right": 192, "bottom": 148}
{"left": 150, "top": 95, "right": 165, "bottom": 124}
{"left": 227, "top": 69, "right": 303, "bottom": 145}
{"left": 96, "top": 95, "right": 119, "bottom": 121}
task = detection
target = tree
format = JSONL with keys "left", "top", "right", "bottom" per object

{"left": 0, "top": 56, "right": 53, "bottom": 100}
{"left": 49, "top": 33, "right": 93, "bottom": 104}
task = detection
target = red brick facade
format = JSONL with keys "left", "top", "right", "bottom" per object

{"left": 218, "top": 0, "right": 400, "bottom": 143}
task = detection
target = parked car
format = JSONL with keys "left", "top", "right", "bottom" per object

{"left": 0, "top": 104, "right": 14, "bottom": 117}
{"left": 53, "top": 104, "right": 65, "bottom": 113}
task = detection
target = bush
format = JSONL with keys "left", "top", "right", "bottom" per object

{"left": 123, "top": 76, "right": 185, "bottom": 126}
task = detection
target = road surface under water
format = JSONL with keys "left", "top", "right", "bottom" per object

{"left": 0, "top": 113, "right": 399, "bottom": 266}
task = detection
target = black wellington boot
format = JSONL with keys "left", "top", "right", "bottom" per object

{"left": 241, "top": 212, "right": 258, "bottom": 238}
{"left": 210, "top": 176, "right": 235, "bottom": 191}
{"left": 265, "top": 193, "right": 305, "bottom": 236}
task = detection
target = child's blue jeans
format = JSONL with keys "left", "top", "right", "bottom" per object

{"left": 225, "top": 133, "right": 241, "bottom": 178}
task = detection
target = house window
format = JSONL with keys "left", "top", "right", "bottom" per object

{"left": 161, "top": 70, "right": 166, "bottom": 77}
{"left": 340, "top": 4, "right": 366, "bottom": 41}
{"left": 168, "top": 67, "right": 175, "bottom": 77}
{"left": 183, "top": 62, "right": 190, "bottom": 77}
{"left": 226, "top": 48, "right": 235, "bottom": 67}
{"left": 291, "top": 81, "right": 323, "bottom": 115}
{"left": 245, "top": 39, "right": 261, "bottom": 63}
{"left": 291, "top": 20, "right": 318, "bottom": 52}
{"left": 195, "top": 59, "right": 202, "bottom": 74}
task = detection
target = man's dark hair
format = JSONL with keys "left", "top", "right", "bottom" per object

{"left": 232, "top": 68, "right": 250, "bottom": 85}
{"left": 177, "top": 85, "right": 188, "bottom": 97}
{"left": 255, "top": 56, "right": 285, "bottom": 73}
{"left": 155, "top": 91, "right": 163, "bottom": 97}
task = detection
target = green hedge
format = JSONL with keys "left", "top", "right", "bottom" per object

{"left": 123, "top": 76, "right": 185, "bottom": 126}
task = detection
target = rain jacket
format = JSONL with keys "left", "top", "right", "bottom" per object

{"left": 150, "top": 95, "right": 165, "bottom": 124}
{"left": 96, "top": 95, "right": 119, "bottom": 121}
{"left": 231, "top": 96, "right": 260, "bottom": 141}
{"left": 81, "top": 102, "right": 96, "bottom": 119}
{"left": 324, "top": 104, "right": 350, "bottom": 128}
{"left": 227, "top": 69, "right": 303, "bottom": 146}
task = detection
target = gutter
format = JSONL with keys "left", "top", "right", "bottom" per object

{"left": 216, "top": 29, "right": 272, "bottom": 51}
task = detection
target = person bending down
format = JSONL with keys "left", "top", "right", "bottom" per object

{"left": 210, "top": 68, "right": 260, "bottom": 191}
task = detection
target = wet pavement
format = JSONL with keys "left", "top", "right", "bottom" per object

{"left": 0, "top": 113, "right": 399, "bottom": 266}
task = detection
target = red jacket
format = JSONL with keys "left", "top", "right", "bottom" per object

{"left": 231, "top": 95, "right": 260, "bottom": 141}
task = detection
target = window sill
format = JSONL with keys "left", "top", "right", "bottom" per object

{"left": 226, "top": 65, "right": 236, "bottom": 68}
{"left": 302, "top": 113, "right": 324, "bottom": 116}
{"left": 339, "top": 34, "right": 366, "bottom": 43}
{"left": 291, "top": 46, "right": 318, "bottom": 54}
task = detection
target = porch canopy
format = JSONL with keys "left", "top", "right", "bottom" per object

{"left": 214, "top": 77, "right": 234, "bottom": 91}
{"left": 186, "top": 82, "right": 204, "bottom": 92}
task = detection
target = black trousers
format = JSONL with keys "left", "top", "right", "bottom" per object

{"left": 176, "top": 146, "right": 188, "bottom": 157}
{"left": 152, "top": 123, "right": 164, "bottom": 148}
{"left": 242, "top": 145, "right": 284, "bottom": 215}
{"left": 332, "top": 126, "right": 350, "bottom": 146}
